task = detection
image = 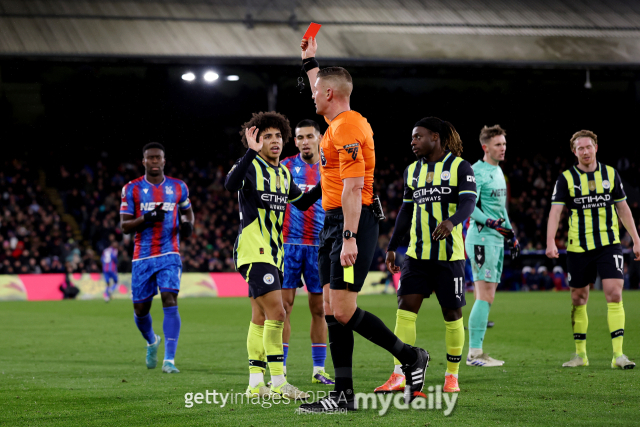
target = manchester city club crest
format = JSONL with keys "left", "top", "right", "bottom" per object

{"left": 426, "top": 172, "right": 434, "bottom": 183}
{"left": 602, "top": 180, "right": 611, "bottom": 190}
{"left": 441, "top": 171, "right": 451, "bottom": 181}
{"left": 263, "top": 274, "right": 274, "bottom": 284}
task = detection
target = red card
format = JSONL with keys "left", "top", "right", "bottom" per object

{"left": 303, "top": 23, "right": 322, "bottom": 39}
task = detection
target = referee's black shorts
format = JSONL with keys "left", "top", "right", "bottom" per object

{"left": 318, "top": 205, "right": 379, "bottom": 292}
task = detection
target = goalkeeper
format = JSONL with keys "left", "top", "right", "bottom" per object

{"left": 464, "top": 125, "right": 520, "bottom": 367}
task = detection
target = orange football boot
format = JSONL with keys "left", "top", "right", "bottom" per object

{"left": 374, "top": 373, "right": 405, "bottom": 393}
{"left": 443, "top": 375, "right": 460, "bottom": 392}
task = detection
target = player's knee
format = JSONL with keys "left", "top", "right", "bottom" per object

{"left": 323, "top": 301, "right": 333, "bottom": 316}
{"left": 605, "top": 292, "right": 622, "bottom": 303}
{"left": 283, "top": 300, "right": 293, "bottom": 315}
{"left": 310, "top": 300, "right": 325, "bottom": 318}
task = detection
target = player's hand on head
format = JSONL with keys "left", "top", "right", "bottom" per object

{"left": 385, "top": 251, "right": 400, "bottom": 274}
{"left": 245, "top": 126, "right": 263, "bottom": 153}
{"left": 144, "top": 204, "right": 165, "bottom": 223}
{"left": 432, "top": 220, "right": 453, "bottom": 241}
{"left": 340, "top": 239, "right": 358, "bottom": 267}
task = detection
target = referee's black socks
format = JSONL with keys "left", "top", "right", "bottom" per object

{"left": 346, "top": 307, "right": 418, "bottom": 366}
{"left": 326, "top": 315, "right": 354, "bottom": 399}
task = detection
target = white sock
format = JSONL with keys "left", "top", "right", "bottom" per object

{"left": 445, "top": 372, "right": 459, "bottom": 379}
{"left": 249, "top": 372, "right": 264, "bottom": 388}
{"left": 313, "top": 366, "right": 325, "bottom": 375}
{"left": 271, "top": 374, "right": 286, "bottom": 388}
{"left": 468, "top": 348, "right": 482, "bottom": 357}
{"left": 283, "top": 366, "right": 287, "bottom": 375}
{"left": 164, "top": 359, "right": 174, "bottom": 364}
{"left": 393, "top": 364, "right": 403, "bottom": 375}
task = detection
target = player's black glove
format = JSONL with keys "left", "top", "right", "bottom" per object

{"left": 144, "top": 204, "right": 165, "bottom": 223}
{"left": 180, "top": 222, "right": 193, "bottom": 239}
{"left": 509, "top": 238, "right": 521, "bottom": 260}
{"left": 485, "top": 218, "right": 515, "bottom": 239}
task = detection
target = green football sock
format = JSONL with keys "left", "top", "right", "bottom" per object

{"left": 263, "top": 320, "right": 285, "bottom": 377}
{"left": 393, "top": 309, "right": 417, "bottom": 366}
{"left": 607, "top": 302, "right": 625, "bottom": 358}
{"left": 469, "top": 299, "right": 491, "bottom": 350}
{"left": 445, "top": 318, "right": 465, "bottom": 376}
{"left": 571, "top": 305, "right": 588, "bottom": 357}
{"left": 247, "top": 322, "right": 266, "bottom": 374}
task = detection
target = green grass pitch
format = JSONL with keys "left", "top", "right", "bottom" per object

{"left": 1, "top": 291, "right": 638, "bottom": 426}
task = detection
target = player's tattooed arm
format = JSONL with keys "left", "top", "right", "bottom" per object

{"left": 615, "top": 200, "right": 640, "bottom": 261}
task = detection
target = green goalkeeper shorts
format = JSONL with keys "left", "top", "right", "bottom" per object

{"left": 465, "top": 240, "right": 504, "bottom": 283}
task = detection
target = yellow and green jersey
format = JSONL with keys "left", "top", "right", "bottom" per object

{"left": 402, "top": 152, "right": 477, "bottom": 261}
{"left": 225, "top": 150, "right": 304, "bottom": 271}
{"left": 551, "top": 162, "right": 626, "bottom": 253}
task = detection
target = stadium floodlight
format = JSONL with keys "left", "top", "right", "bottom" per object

{"left": 181, "top": 72, "right": 196, "bottom": 82}
{"left": 204, "top": 71, "right": 219, "bottom": 82}
{"left": 584, "top": 70, "right": 592, "bottom": 89}
{"left": 226, "top": 75, "right": 240, "bottom": 81}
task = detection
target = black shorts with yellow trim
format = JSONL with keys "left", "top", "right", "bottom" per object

{"left": 318, "top": 206, "right": 379, "bottom": 292}
{"left": 398, "top": 256, "right": 466, "bottom": 309}
{"left": 238, "top": 262, "right": 283, "bottom": 299}
{"left": 566, "top": 243, "right": 624, "bottom": 289}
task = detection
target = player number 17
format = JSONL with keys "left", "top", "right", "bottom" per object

{"left": 453, "top": 277, "right": 463, "bottom": 294}
{"left": 613, "top": 254, "right": 624, "bottom": 270}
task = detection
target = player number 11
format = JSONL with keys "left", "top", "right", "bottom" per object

{"left": 454, "top": 277, "right": 463, "bottom": 294}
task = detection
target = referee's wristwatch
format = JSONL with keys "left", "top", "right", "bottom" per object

{"left": 343, "top": 230, "right": 357, "bottom": 240}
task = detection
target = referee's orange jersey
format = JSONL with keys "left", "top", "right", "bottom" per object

{"left": 319, "top": 110, "right": 375, "bottom": 211}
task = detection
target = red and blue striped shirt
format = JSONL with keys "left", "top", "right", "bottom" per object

{"left": 281, "top": 154, "right": 324, "bottom": 246}
{"left": 120, "top": 176, "right": 191, "bottom": 261}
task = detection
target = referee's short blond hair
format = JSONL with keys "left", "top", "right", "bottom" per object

{"left": 317, "top": 67, "right": 353, "bottom": 97}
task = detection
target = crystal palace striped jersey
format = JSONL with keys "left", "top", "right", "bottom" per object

{"left": 551, "top": 163, "right": 626, "bottom": 253}
{"left": 120, "top": 176, "right": 191, "bottom": 261}
{"left": 403, "top": 152, "right": 477, "bottom": 261}
{"left": 281, "top": 154, "right": 324, "bottom": 246}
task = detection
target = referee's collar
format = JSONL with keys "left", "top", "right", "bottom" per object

{"left": 572, "top": 162, "right": 601, "bottom": 175}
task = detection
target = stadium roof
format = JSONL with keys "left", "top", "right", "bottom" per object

{"left": 1, "top": 0, "right": 640, "bottom": 64}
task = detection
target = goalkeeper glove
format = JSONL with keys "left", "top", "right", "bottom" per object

{"left": 509, "top": 238, "right": 521, "bottom": 260}
{"left": 144, "top": 204, "right": 165, "bottom": 223}
{"left": 485, "top": 218, "right": 515, "bottom": 239}
{"left": 180, "top": 222, "right": 193, "bottom": 239}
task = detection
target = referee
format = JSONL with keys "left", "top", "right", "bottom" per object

{"left": 298, "top": 36, "right": 429, "bottom": 413}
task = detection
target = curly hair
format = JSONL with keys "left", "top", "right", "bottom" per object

{"left": 414, "top": 117, "right": 463, "bottom": 157}
{"left": 479, "top": 125, "right": 506, "bottom": 146}
{"left": 239, "top": 111, "right": 292, "bottom": 148}
{"left": 570, "top": 130, "right": 597, "bottom": 151}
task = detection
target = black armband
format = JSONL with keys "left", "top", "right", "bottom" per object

{"left": 303, "top": 57, "right": 320, "bottom": 72}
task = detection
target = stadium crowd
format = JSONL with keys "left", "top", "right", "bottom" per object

{"left": 3, "top": 148, "right": 640, "bottom": 289}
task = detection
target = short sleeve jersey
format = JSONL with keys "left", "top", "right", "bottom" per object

{"left": 281, "top": 154, "right": 324, "bottom": 246}
{"left": 319, "top": 111, "right": 375, "bottom": 210}
{"left": 101, "top": 247, "right": 118, "bottom": 273}
{"left": 551, "top": 162, "right": 626, "bottom": 253}
{"left": 120, "top": 176, "right": 192, "bottom": 261}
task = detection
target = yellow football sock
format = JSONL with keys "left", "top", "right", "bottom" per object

{"left": 247, "top": 322, "right": 266, "bottom": 374}
{"left": 263, "top": 320, "right": 285, "bottom": 376}
{"left": 607, "top": 302, "right": 625, "bottom": 358}
{"left": 445, "top": 318, "right": 464, "bottom": 376}
{"left": 393, "top": 309, "right": 417, "bottom": 366}
{"left": 571, "top": 305, "right": 588, "bottom": 356}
